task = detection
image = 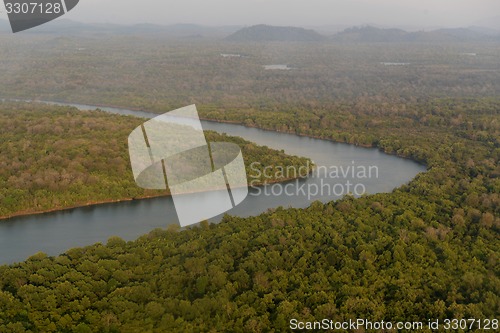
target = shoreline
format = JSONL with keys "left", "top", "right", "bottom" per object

{"left": 1, "top": 98, "right": 427, "bottom": 166}
{"left": 0, "top": 99, "right": 425, "bottom": 221}
{"left": 198, "top": 116, "right": 427, "bottom": 166}
{"left": 0, "top": 174, "right": 312, "bottom": 222}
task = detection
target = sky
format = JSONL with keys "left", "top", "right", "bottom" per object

{"left": 2, "top": 0, "right": 500, "bottom": 29}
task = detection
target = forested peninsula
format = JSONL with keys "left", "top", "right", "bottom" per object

{"left": 0, "top": 102, "right": 313, "bottom": 220}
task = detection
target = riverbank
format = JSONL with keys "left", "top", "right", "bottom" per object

{"left": 0, "top": 99, "right": 424, "bottom": 223}
{"left": 4, "top": 98, "right": 427, "bottom": 165}
{"left": 0, "top": 173, "right": 314, "bottom": 222}
{"left": 0, "top": 101, "right": 315, "bottom": 223}
{"left": 0, "top": 100, "right": 426, "bottom": 265}
{"left": 0, "top": 171, "right": 314, "bottom": 223}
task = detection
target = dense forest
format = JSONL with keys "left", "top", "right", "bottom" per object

{"left": 0, "top": 35, "right": 499, "bottom": 112}
{"left": 0, "top": 96, "right": 497, "bottom": 332}
{"left": 0, "top": 102, "right": 312, "bottom": 219}
{"left": 0, "top": 35, "right": 498, "bottom": 331}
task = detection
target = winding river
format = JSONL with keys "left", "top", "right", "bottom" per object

{"left": 0, "top": 102, "right": 426, "bottom": 264}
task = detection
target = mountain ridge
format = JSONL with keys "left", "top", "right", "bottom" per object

{"left": 225, "top": 24, "right": 326, "bottom": 42}
{"left": 1, "top": 19, "right": 499, "bottom": 42}
{"left": 332, "top": 25, "right": 499, "bottom": 42}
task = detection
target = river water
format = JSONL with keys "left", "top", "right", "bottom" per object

{"left": 0, "top": 102, "right": 426, "bottom": 264}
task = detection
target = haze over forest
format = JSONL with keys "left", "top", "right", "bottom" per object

{"left": 1, "top": 0, "right": 500, "bottom": 32}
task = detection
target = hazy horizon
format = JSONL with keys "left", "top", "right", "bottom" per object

{"left": 1, "top": 0, "right": 500, "bottom": 31}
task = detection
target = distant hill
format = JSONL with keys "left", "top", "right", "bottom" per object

{"left": 226, "top": 24, "right": 326, "bottom": 42}
{"left": 331, "top": 26, "right": 408, "bottom": 42}
{"left": 331, "top": 26, "right": 496, "bottom": 42}
{"left": 467, "top": 25, "right": 500, "bottom": 36}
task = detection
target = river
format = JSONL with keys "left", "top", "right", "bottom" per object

{"left": 0, "top": 102, "right": 426, "bottom": 264}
